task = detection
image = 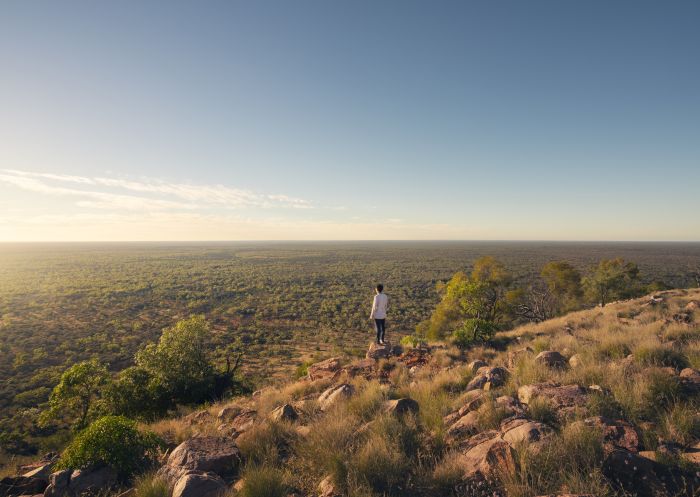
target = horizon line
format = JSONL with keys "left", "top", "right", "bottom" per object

{"left": 1, "top": 239, "right": 700, "bottom": 244}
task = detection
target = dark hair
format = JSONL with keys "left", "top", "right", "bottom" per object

{"left": 376, "top": 284, "right": 384, "bottom": 292}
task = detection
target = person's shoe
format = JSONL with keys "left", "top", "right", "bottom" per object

{"left": 380, "top": 340, "right": 385, "bottom": 345}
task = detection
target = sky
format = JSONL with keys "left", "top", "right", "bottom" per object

{"left": 1, "top": 1, "right": 699, "bottom": 241}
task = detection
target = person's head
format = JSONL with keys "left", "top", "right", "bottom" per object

{"left": 376, "top": 284, "right": 384, "bottom": 293}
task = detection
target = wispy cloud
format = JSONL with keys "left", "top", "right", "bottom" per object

{"left": 0, "top": 169, "right": 313, "bottom": 211}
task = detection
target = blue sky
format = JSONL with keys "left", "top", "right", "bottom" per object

{"left": 1, "top": 1, "right": 699, "bottom": 241}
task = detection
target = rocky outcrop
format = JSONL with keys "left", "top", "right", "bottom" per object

{"left": 518, "top": 383, "right": 588, "bottom": 418}
{"left": 534, "top": 351, "right": 567, "bottom": 369}
{"left": 43, "top": 467, "right": 117, "bottom": 497}
{"left": 306, "top": 357, "right": 342, "bottom": 381}
{"left": 318, "top": 384, "right": 354, "bottom": 411}
{"left": 580, "top": 416, "right": 640, "bottom": 453}
{"left": 366, "top": 341, "right": 401, "bottom": 360}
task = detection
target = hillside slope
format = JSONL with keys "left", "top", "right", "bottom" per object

{"left": 7, "top": 288, "right": 700, "bottom": 497}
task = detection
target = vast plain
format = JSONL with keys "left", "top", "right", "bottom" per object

{"left": 1, "top": 241, "right": 700, "bottom": 457}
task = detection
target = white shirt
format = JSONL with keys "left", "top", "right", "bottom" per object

{"left": 370, "top": 292, "right": 388, "bottom": 319}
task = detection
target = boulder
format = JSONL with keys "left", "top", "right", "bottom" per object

{"left": 270, "top": 404, "right": 298, "bottom": 422}
{"left": 466, "top": 367, "right": 509, "bottom": 392}
{"left": 68, "top": 467, "right": 117, "bottom": 496}
{"left": 460, "top": 432, "right": 516, "bottom": 481}
{"left": 534, "top": 351, "right": 567, "bottom": 369}
{"left": 0, "top": 476, "right": 47, "bottom": 497}
{"left": 500, "top": 418, "right": 552, "bottom": 445}
{"left": 21, "top": 464, "right": 53, "bottom": 481}
{"left": 494, "top": 396, "right": 524, "bottom": 416}
{"left": 446, "top": 411, "right": 480, "bottom": 443}
{"left": 172, "top": 473, "right": 226, "bottom": 497}
{"left": 384, "top": 398, "right": 419, "bottom": 417}
{"left": 318, "top": 384, "right": 354, "bottom": 411}
{"left": 42, "top": 470, "right": 70, "bottom": 497}
{"left": 164, "top": 437, "right": 241, "bottom": 479}
{"left": 228, "top": 410, "right": 256, "bottom": 433}
{"left": 518, "top": 383, "right": 588, "bottom": 418}
{"left": 581, "top": 416, "right": 640, "bottom": 453}
{"left": 184, "top": 410, "right": 213, "bottom": 425}
{"left": 685, "top": 301, "right": 699, "bottom": 312}
{"left": 307, "top": 357, "right": 342, "bottom": 381}
{"left": 217, "top": 405, "right": 240, "bottom": 421}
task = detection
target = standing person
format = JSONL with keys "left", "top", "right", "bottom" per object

{"left": 370, "top": 284, "right": 388, "bottom": 345}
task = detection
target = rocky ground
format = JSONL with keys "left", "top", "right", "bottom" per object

{"left": 3, "top": 288, "right": 700, "bottom": 497}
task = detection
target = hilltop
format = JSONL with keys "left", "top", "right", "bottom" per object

{"left": 5, "top": 287, "right": 700, "bottom": 497}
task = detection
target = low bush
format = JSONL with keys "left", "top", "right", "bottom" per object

{"left": 56, "top": 416, "right": 163, "bottom": 479}
{"left": 239, "top": 465, "right": 288, "bottom": 497}
{"left": 634, "top": 346, "right": 689, "bottom": 370}
{"left": 133, "top": 473, "right": 169, "bottom": 497}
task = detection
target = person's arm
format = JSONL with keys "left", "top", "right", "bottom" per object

{"left": 370, "top": 295, "right": 377, "bottom": 319}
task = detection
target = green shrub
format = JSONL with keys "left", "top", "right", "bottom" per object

{"left": 400, "top": 334, "right": 426, "bottom": 349}
{"left": 451, "top": 319, "right": 497, "bottom": 349}
{"left": 57, "top": 416, "right": 163, "bottom": 479}
{"left": 239, "top": 466, "right": 288, "bottom": 497}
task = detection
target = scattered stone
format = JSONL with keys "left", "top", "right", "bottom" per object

{"left": 318, "top": 384, "right": 354, "bottom": 411}
{"left": 466, "top": 367, "right": 509, "bottom": 391}
{"left": 460, "top": 432, "right": 516, "bottom": 482}
{"left": 397, "top": 348, "right": 430, "bottom": 369}
{"left": 672, "top": 312, "right": 693, "bottom": 324}
{"left": 384, "top": 398, "right": 419, "bottom": 417}
{"left": 184, "top": 410, "right": 212, "bottom": 425}
{"left": 534, "top": 351, "right": 567, "bottom": 369}
{"left": 172, "top": 472, "right": 226, "bottom": 497}
{"left": 685, "top": 301, "right": 699, "bottom": 312}
{"left": 217, "top": 405, "right": 241, "bottom": 421}
{"left": 446, "top": 411, "right": 481, "bottom": 442}
{"left": 0, "top": 476, "right": 48, "bottom": 497}
{"left": 229, "top": 410, "right": 257, "bottom": 433}
{"left": 507, "top": 346, "right": 534, "bottom": 368}
{"left": 42, "top": 470, "right": 70, "bottom": 497}
{"left": 642, "top": 295, "right": 665, "bottom": 306}
{"left": 568, "top": 354, "right": 583, "bottom": 368}
{"left": 307, "top": 357, "right": 342, "bottom": 381}
{"left": 318, "top": 475, "right": 340, "bottom": 497}
{"left": 467, "top": 359, "right": 488, "bottom": 374}
{"left": 270, "top": 404, "right": 298, "bottom": 422}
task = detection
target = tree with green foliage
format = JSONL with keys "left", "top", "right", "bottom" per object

{"left": 541, "top": 261, "right": 583, "bottom": 314}
{"left": 39, "top": 359, "right": 109, "bottom": 430}
{"left": 583, "top": 258, "right": 640, "bottom": 307}
{"left": 422, "top": 256, "right": 517, "bottom": 344}
{"left": 56, "top": 416, "right": 163, "bottom": 479}
{"left": 104, "top": 366, "right": 169, "bottom": 421}
{"left": 135, "top": 315, "right": 216, "bottom": 406}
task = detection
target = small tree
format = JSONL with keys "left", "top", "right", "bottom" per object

{"left": 104, "top": 366, "right": 169, "bottom": 421}
{"left": 541, "top": 261, "right": 583, "bottom": 314}
{"left": 135, "top": 315, "right": 216, "bottom": 406}
{"left": 583, "top": 258, "right": 640, "bottom": 307}
{"left": 39, "top": 359, "right": 109, "bottom": 430}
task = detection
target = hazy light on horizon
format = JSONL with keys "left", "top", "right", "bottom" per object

{"left": 1, "top": 1, "right": 699, "bottom": 241}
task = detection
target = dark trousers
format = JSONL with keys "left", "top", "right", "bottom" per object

{"left": 374, "top": 319, "right": 386, "bottom": 343}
